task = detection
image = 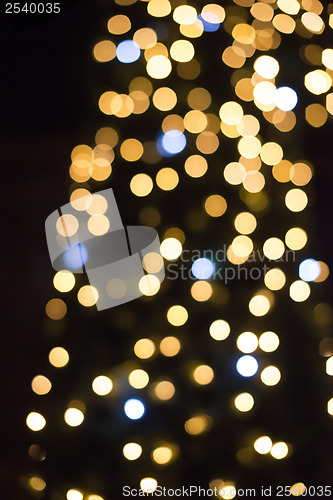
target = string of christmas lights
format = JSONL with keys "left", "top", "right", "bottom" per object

{"left": 24, "top": 0, "right": 332, "bottom": 498}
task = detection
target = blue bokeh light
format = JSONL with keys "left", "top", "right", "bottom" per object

{"left": 274, "top": 86, "right": 298, "bottom": 111}
{"left": 299, "top": 258, "right": 321, "bottom": 282}
{"left": 236, "top": 355, "right": 259, "bottom": 377}
{"left": 124, "top": 398, "right": 145, "bottom": 420}
{"left": 116, "top": 40, "right": 141, "bottom": 64}
{"left": 159, "top": 130, "right": 186, "bottom": 156}
{"left": 198, "top": 14, "right": 220, "bottom": 32}
{"left": 192, "top": 258, "right": 215, "bottom": 280}
{"left": 63, "top": 243, "right": 88, "bottom": 270}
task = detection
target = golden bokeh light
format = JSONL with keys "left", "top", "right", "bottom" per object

{"left": 254, "top": 55, "right": 279, "bottom": 79}
{"left": 142, "top": 252, "right": 164, "bottom": 274}
{"left": 53, "top": 270, "right": 75, "bottom": 293}
{"left": 285, "top": 189, "right": 308, "bottom": 212}
{"left": 234, "top": 212, "right": 257, "bottom": 234}
{"left": 270, "top": 442, "right": 289, "bottom": 459}
{"left": 237, "top": 115, "right": 260, "bottom": 137}
{"left": 156, "top": 168, "right": 179, "bottom": 191}
{"left": 290, "top": 162, "right": 312, "bottom": 186}
{"left": 26, "top": 412, "right": 46, "bottom": 432}
{"left": 219, "top": 101, "right": 243, "bottom": 125}
{"left": 302, "top": 12, "right": 324, "bottom": 33}
{"left": 289, "top": 280, "right": 311, "bottom": 302}
{"left": 128, "top": 369, "right": 149, "bottom": 389}
{"left": 154, "top": 380, "right": 175, "bottom": 400}
{"left": 187, "top": 87, "right": 211, "bottom": 110}
{"left": 264, "top": 268, "right": 286, "bottom": 291}
{"left": 173, "top": 5, "right": 197, "bottom": 25}
{"left": 285, "top": 227, "right": 307, "bottom": 250}
{"left": 184, "top": 110, "right": 207, "bottom": 133}
{"left": 259, "top": 332, "right": 280, "bottom": 354}
{"left": 190, "top": 281, "right": 213, "bottom": 302}
{"left": 231, "top": 235, "right": 253, "bottom": 258}
{"left": 139, "top": 274, "right": 161, "bottom": 296}
{"left": 290, "top": 483, "right": 306, "bottom": 497}
{"left": 152, "top": 446, "right": 173, "bottom": 464}
{"left": 64, "top": 408, "right": 84, "bottom": 427}
{"left": 45, "top": 298, "right": 67, "bottom": 320}
{"left": 304, "top": 70, "right": 332, "bottom": 95}
{"left": 120, "top": 138, "right": 144, "bottom": 162}
{"left": 250, "top": 2, "right": 274, "bottom": 21}
{"left": 184, "top": 414, "right": 211, "bottom": 435}
{"left": 260, "top": 142, "right": 283, "bottom": 166}
{"left": 260, "top": 366, "right": 281, "bottom": 386}
{"left": 77, "top": 285, "right": 99, "bottom": 307}
{"left": 170, "top": 40, "right": 195, "bottom": 63}
{"left": 133, "top": 28, "right": 157, "bottom": 49}
{"left": 273, "top": 14, "right": 296, "bottom": 34}
{"left": 234, "top": 392, "right": 254, "bottom": 412}
{"left": 263, "top": 237, "right": 285, "bottom": 260}
{"left": 193, "top": 364, "right": 214, "bottom": 385}
{"left": 31, "top": 375, "right": 52, "bottom": 396}
{"left": 224, "top": 162, "right": 246, "bottom": 185}
{"left": 238, "top": 137, "right": 262, "bottom": 159}
{"left": 130, "top": 173, "right": 153, "bottom": 197}
{"left": 147, "top": 0, "right": 171, "bottom": 17}
{"left": 272, "top": 159, "right": 292, "bottom": 183}
{"left": 95, "top": 127, "right": 118, "bottom": 148}
{"left": 196, "top": 131, "right": 219, "bottom": 154}
{"left": 249, "top": 295, "right": 271, "bottom": 316}
{"left": 209, "top": 319, "right": 230, "bottom": 341}
{"left": 305, "top": 103, "right": 328, "bottom": 128}
{"left": 254, "top": 436, "right": 272, "bottom": 454}
{"left": 236, "top": 331, "right": 258, "bottom": 354}
{"left": 153, "top": 87, "right": 177, "bottom": 111}
{"left": 184, "top": 155, "right": 208, "bottom": 178}
{"left": 134, "top": 338, "right": 155, "bottom": 359}
{"left": 123, "top": 442, "right": 142, "bottom": 460}
{"left": 146, "top": 55, "right": 172, "bottom": 79}
{"left": 88, "top": 214, "right": 110, "bottom": 236}
{"left": 140, "top": 477, "right": 158, "bottom": 493}
{"left": 160, "top": 336, "right": 181, "bottom": 357}
{"left": 204, "top": 195, "right": 227, "bottom": 217}
{"left": 107, "top": 15, "right": 131, "bottom": 35}
{"left": 160, "top": 237, "right": 182, "bottom": 260}
{"left": 243, "top": 171, "right": 265, "bottom": 193}
{"left": 49, "top": 347, "right": 69, "bottom": 368}
{"left": 92, "top": 376, "right": 113, "bottom": 396}
{"left": 93, "top": 40, "right": 116, "bottom": 62}
{"left": 29, "top": 477, "right": 46, "bottom": 491}
{"left": 66, "top": 490, "right": 83, "bottom": 500}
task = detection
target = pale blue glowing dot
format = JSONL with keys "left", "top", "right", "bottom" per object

{"left": 192, "top": 258, "right": 215, "bottom": 279}
{"left": 299, "top": 258, "right": 321, "bottom": 282}
{"left": 124, "top": 399, "right": 145, "bottom": 420}
{"left": 236, "top": 355, "right": 258, "bottom": 377}
{"left": 274, "top": 86, "right": 298, "bottom": 111}
{"left": 116, "top": 40, "right": 141, "bottom": 64}
{"left": 161, "top": 130, "right": 186, "bottom": 155}
{"left": 64, "top": 243, "right": 88, "bottom": 269}
{"left": 198, "top": 14, "right": 220, "bottom": 32}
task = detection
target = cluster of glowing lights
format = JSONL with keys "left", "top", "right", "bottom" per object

{"left": 37, "top": 1, "right": 333, "bottom": 496}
